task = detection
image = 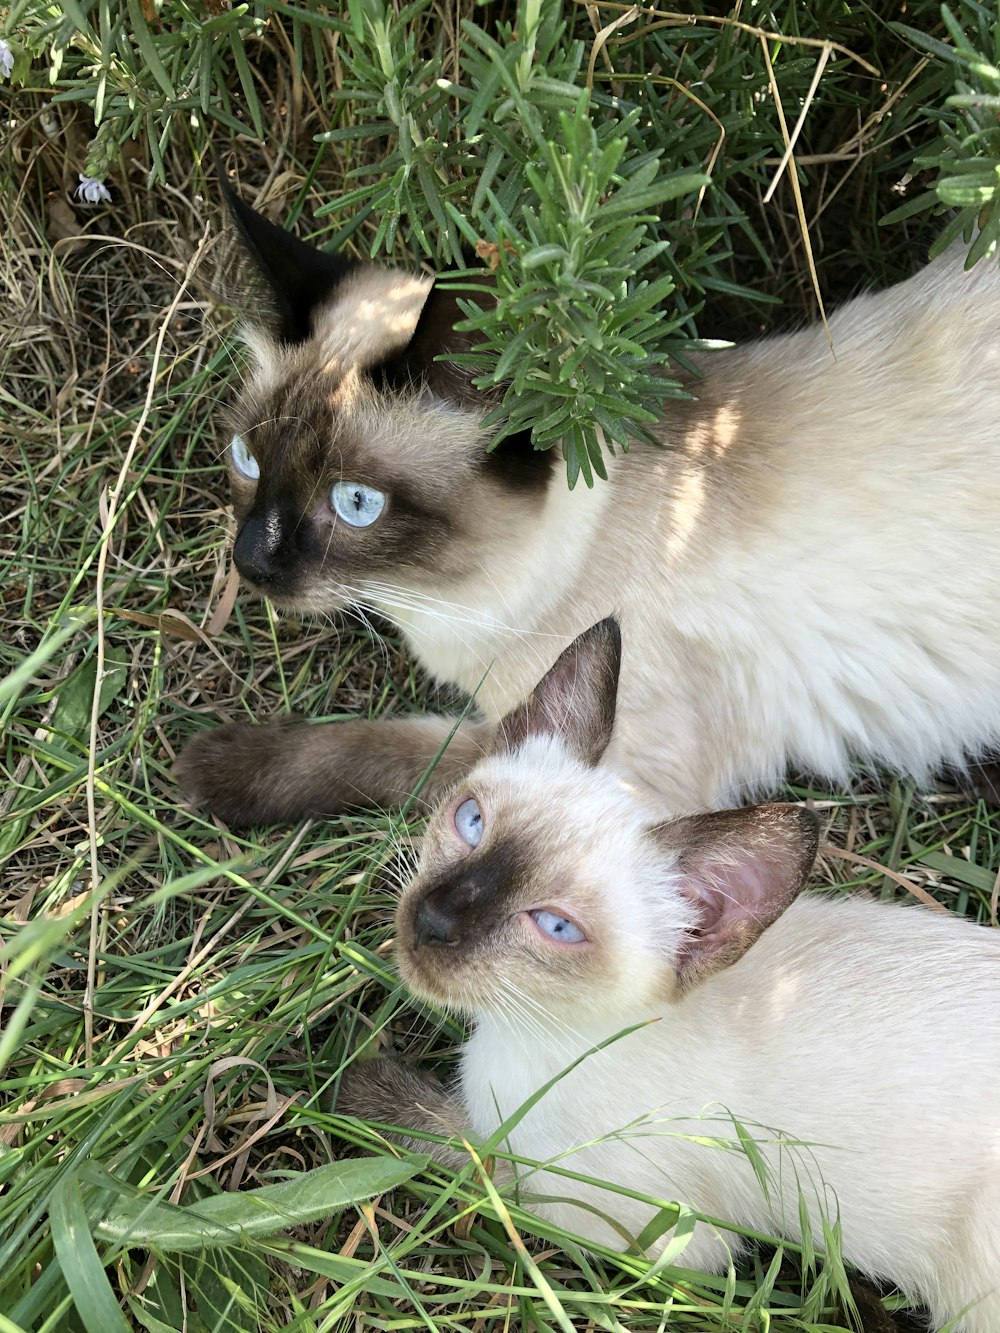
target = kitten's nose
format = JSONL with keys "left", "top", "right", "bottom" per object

{"left": 413, "top": 895, "right": 460, "bottom": 948}
{"left": 233, "top": 508, "right": 290, "bottom": 587}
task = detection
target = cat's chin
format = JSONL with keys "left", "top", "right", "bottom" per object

{"left": 241, "top": 581, "right": 350, "bottom": 617}
{"left": 397, "top": 952, "right": 486, "bottom": 1015}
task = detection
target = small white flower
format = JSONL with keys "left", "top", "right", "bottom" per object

{"left": 0, "top": 39, "right": 14, "bottom": 80}
{"left": 75, "top": 174, "right": 112, "bottom": 206}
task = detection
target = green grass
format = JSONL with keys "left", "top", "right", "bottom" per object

{"left": 3, "top": 6, "right": 1000, "bottom": 1330}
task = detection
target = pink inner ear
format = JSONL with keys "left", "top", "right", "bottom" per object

{"left": 676, "top": 850, "right": 792, "bottom": 976}
{"left": 659, "top": 804, "right": 817, "bottom": 983}
{"left": 688, "top": 859, "right": 773, "bottom": 936}
{"left": 493, "top": 618, "right": 620, "bottom": 766}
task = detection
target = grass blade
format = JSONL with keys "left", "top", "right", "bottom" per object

{"left": 96, "top": 1156, "right": 426, "bottom": 1252}
{"left": 49, "top": 1174, "right": 131, "bottom": 1333}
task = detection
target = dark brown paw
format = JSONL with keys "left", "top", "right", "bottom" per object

{"left": 336, "top": 1057, "right": 475, "bottom": 1170}
{"left": 173, "top": 718, "right": 309, "bottom": 826}
{"left": 336, "top": 1057, "right": 448, "bottom": 1124}
{"left": 846, "top": 1273, "right": 909, "bottom": 1332}
{"left": 174, "top": 713, "right": 491, "bottom": 825}
{"left": 962, "top": 757, "right": 1000, "bottom": 806}
{"left": 942, "top": 751, "right": 1000, "bottom": 807}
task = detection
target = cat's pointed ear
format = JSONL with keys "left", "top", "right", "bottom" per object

{"left": 493, "top": 617, "right": 622, "bottom": 766}
{"left": 369, "top": 281, "right": 481, "bottom": 399}
{"left": 654, "top": 804, "right": 819, "bottom": 989}
{"left": 219, "top": 171, "right": 357, "bottom": 346}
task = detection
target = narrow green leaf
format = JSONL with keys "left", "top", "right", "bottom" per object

{"left": 911, "top": 848, "right": 996, "bottom": 893}
{"left": 889, "top": 21, "right": 965, "bottom": 65}
{"left": 126, "top": 1303, "right": 180, "bottom": 1333}
{"left": 261, "top": 1239, "right": 405, "bottom": 1298}
{"left": 601, "top": 173, "right": 710, "bottom": 217}
{"left": 879, "top": 191, "right": 939, "bottom": 225}
{"left": 50, "top": 1175, "right": 131, "bottom": 1333}
{"left": 521, "top": 244, "right": 569, "bottom": 269}
{"left": 938, "top": 179, "right": 998, "bottom": 206}
{"left": 229, "top": 32, "right": 264, "bottom": 138}
{"left": 967, "top": 217, "right": 999, "bottom": 265}
{"left": 633, "top": 1200, "right": 682, "bottom": 1252}
{"left": 928, "top": 208, "right": 975, "bottom": 257}
{"left": 732, "top": 1116, "right": 771, "bottom": 1202}
{"left": 950, "top": 91, "right": 1000, "bottom": 113}
{"left": 56, "top": 0, "right": 91, "bottom": 34}
{"left": 96, "top": 1156, "right": 425, "bottom": 1252}
{"left": 125, "top": 0, "right": 175, "bottom": 98}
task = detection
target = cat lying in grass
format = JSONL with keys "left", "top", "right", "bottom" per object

{"left": 176, "top": 187, "right": 1000, "bottom": 824}
{"left": 340, "top": 619, "right": 1000, "bottom": 1333}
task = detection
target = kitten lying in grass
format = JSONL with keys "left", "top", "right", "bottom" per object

{"left": 341, "top": 619, "right": 1000, "bottom": 1333}
{"left": 176, "top": 187, "right": 1000, "bottom": 824}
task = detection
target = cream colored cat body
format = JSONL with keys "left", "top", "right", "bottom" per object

{"left": 176, "top": 190, "right": 1000, "bottom": 824}
{"left": 342, "top": 622, "right": 1000, "bottom": 1333}
{"left": 401, "top": 253, "right": 1000, "bottom": 811}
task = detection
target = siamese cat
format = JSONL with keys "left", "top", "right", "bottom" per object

{"left": 176, "top": 186, "right": 1000, "bottom": 824}
{"left": 339, "top": 619, "right": 1000, "bottom": 1333}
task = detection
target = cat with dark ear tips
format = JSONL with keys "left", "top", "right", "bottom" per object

{"left": 175, "top": 185, "right": 1000, "bottom": 826}
{"left": 338, "top": 617, "right": 1000, "bottom": 1333}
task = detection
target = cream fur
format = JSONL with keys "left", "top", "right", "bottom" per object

{"left": 242, "top": 268, "right": 434, "bottom": 397}
{"left": 409, "top": 738, "right": 1000, "bottom": 1332}
{"left": 367, "top": 250, "right": 1000, "bottom": 812}
{"left": 228, "top": 243, "right": 1000, "bottom": 817}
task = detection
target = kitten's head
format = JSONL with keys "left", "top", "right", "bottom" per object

{"left": 396, "top": 618, "right": 819, "bottom": 1020}
{"left": 218, "top": 183, "right": 555, "bottom": 611}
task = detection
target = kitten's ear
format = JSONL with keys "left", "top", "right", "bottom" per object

{"left": 219, "top": 172, "right": 357, "bottom": 346}
{"left": 494, "top": 617, "right": 622, "bottom": 766}
{"left": 654, "top": 804, "right": 819, "bottom": 989}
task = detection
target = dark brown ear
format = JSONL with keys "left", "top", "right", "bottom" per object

{"left": 493, "top": 618, "right": 622, "bottom": 766}
{"left": 653, "top": 804, "right": 819, "bottom": 990}
{"left": 220, "top": 173, "right": 358, "bottom": 346}
{"left": 368, "top": 283, "right": 476, "bottom": 399}
{"left": 369, "top": 281, "right": 555, "bottom": 491}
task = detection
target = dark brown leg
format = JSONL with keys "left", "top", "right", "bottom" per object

{"left": 960, "top": 753, "right": 1000, "bottom": 806}
{"left": 173, "top": 715, "right": 493, "bottom": 826}
{"left": 336, "top": 1056, "right": 483, "bottom": 1174}
{"left": 845, "top": 1274, "right": 908, "bottom": 1331}
{"left": 942, "top": 749, "right": 1000, "bottom": 807}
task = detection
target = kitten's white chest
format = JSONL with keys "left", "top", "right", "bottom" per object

{"left": 457, "top": 1015, "right": 743, "bottom": 1265}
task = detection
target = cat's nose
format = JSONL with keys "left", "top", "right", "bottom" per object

{"left": 412, "top": 894, "right": 460, "bottom": 948}
{"left": 233, "top": 508, "right": 290, "bottom": 587}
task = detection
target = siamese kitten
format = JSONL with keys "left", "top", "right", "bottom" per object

{"left": 176, "top": 187, "right": 1000, "bottom": 824}
{"left": 340, "top": 619, "right": 1000, "bottom": 1333}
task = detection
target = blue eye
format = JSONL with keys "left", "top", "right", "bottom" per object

{"left": 453, "top": 797, "right": 484, "bottom": 847}
{"left": 530, "top": 909, "right": 587, "bottom": 944}
{"left": 230, "top": 434, "right": 259, "bottom": 481}
{"left": 331, "top": 481, "right": 386, "bottom": 528}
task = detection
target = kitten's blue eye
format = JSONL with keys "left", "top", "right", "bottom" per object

{"left": 453, "top": 797, "right": 484, "bottom": 847}
{"left": 530, "top": 909, "right": 587, "bottom": 944}
{"left": 331, "top": 482, "right": 386, "bottom": 528}
{"left": 230, "top": 434, "right": 259, "bottom": 481}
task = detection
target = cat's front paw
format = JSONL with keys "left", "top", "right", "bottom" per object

{"left": 962, "top": 755, "right": 1000, "bottom": 807}
{"left": 336, "top": 1056, "right": 448, "bottom": 1124}
{"left": 173, "top": 718, "right": 308, "bottom": 826}
{"left": 337, "top": 1057, "right": 502, "bottom": 1178}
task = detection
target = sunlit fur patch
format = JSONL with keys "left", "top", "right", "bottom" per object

{"left": 316, "top": 271, "right": 434, "bottom": 378}
{"left": 237, "top": 269, "right": 434, "bottom": 397}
